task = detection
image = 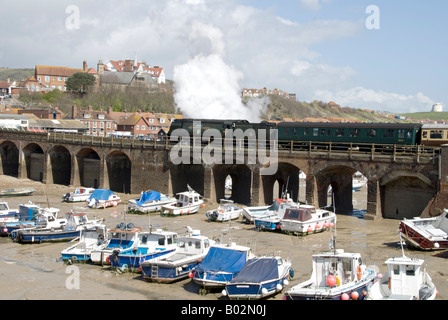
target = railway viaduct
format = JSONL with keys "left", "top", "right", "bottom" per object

{"left": 1, "top": 129, "right": 447, "bottom": 220}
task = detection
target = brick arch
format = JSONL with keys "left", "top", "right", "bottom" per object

{"left": 106, "top": 150, "right": 132, "bottom": 193}
{"left": 48, "top": 144, "right": 72, "bottom": 185}
{"left": 0, "top": 140, "right": 19, "bottom": 177}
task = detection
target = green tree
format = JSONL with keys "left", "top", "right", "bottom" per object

{"left": 66, "top": 72, "right": 96, "bottom": 94}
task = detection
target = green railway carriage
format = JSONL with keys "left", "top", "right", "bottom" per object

{"left": 277, "top": 122, "right": 422, "bottom": 146}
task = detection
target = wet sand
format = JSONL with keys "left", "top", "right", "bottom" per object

{"left": 1, "top": 175, "right": 447, "bottom": 301}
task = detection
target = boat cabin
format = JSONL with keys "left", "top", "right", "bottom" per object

{"left": 108, "top": 225, "right": 143, "bottom": 249}
{"left": 176, "top": 192, "right": 201, "bottom": 207}
{"left": 431, "top": 209, "right": 448, "bottom": 233}
{"left": 0, "top": 202, "right": 11, "bottom": 214}
{"left": 312, "top": 250, "right": 363, "bottom": 287}
{"left": 384, "top": 256, "right": 424, "bottom": 299}
{"left": 35, "top": 208, "right": 64, "bottom": 228}
{"left": 66, "top": 213, "right": 89, "bottom": 230}
{"left": 283, "top": 205, "right": 332, "bottom": 222}
{"left": 140, "top": 230, "right": 178, "bottom": 248}
{"left": 177, "top": 233, "right": 211, "bottom": 256}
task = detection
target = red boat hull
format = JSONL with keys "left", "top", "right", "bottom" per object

{"left": 399, "top": 222, "right": 448, "bottom": 250}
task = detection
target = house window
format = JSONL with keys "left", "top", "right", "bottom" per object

{"left": 58, "top": 86, "right": 62, "bottom": 90}
{"left": 45, "top": 76, "right": 50, "bottom": 82}
{"left": 58, "top": 77, "right": 62, "bottom": 81}
{"left": 107, "top": 122, "right": 111, "bottom": 129}
{"left": 141, "top": 125, "right": 146, "bottom": 131}
{"left": 136, "top": 125, "right": 140, "bottom": 130}
{"left": 100, "top": 122, "right": 104, "bottom": 128}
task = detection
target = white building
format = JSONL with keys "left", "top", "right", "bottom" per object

{"left": 432, "top": 103, "right": 443, "bottom": 112}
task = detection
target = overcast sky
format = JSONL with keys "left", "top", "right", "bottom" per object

{"left": 1, "top": 0, "right": 447, "bottom": 115}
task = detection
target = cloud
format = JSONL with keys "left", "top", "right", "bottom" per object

{"left": 300, "top": 0, "right": 331, "bottom": 11}
{"left": 314, "top": 87, "right": 435, "bottom": 113}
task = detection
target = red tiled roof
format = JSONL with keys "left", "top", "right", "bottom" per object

{"left": 35, "top": 65, "right": 84, "bottom": 77}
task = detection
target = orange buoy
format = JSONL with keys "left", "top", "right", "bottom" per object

{"left": 341, "top": 293, "right": 349, "bottom": 300}
{"left": 351, "top": 291, "right": 359, "bottom": 300}
{"left": 326, "top": 275, "right": 337, "bottom": 287}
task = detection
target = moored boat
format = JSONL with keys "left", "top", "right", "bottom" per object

{"left": 283, "top": 235, "right": 379, "bottom": 300}
{"left": 206, "top": 199, "right": 242, "bottom": 222}
{"left": 61, "top": 224, "right": 109, "bottom": 264}
{"left": 243, "top": 197, "right": 294, "bottom": 224}
{"left": 90, "top": 222, "right": 143, "bottom": 265}
{"left": 368, "top": 255, "right": 437, "bottom": 300}
{"left": 253, "top": 200, "right": 294, "bottom": 231}
{"left": 128, "top": 190, "right": 177, "bottom": 213}
{"left": 279, "top": 205, "right": 336, "bottom": 236}
{"left": 399, "top": 209, "right": 448, "bottom": 250}
{"left": 0, "top": 203, "right": 40, "bottom": 236}
{"left": 191, "top": 243, "right": 256, "bottom": 295}
{"left": 62, "top": 187, "right": 95, "bottom": 202}
{"left": 0, "top": 187, "right": 35, "bottom": 197}
{"left": 13, "top": 211, "right": 103, "bottom": 244}
{"left": 87, "top": 189, "right": 121, "bottom": 209}
{"left": 140, "top": 226, "right": 215, "bottom": 282}
{"left": 223, "top": 255, "right": 293, "bottom": 300}
{"left": 0, "top": 201, "right": 19, "bottom": 223}
{"left": 161, "top": 185, "right": 204, "bottom": 216}
{"left": 109, "top": 228, "right": 178, "bottom": 272}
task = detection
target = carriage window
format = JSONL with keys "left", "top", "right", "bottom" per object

{"left": 422, "top": 131, "right": 428, "bottom": 139}
{"left": 313, "top": 128, "right": 319, "bottom": 136}
{"left": 383, "top": 129, "right": 394, "bottom": 138}
{"left": 335, "top": 128, "right": 344, "bottom": 137}
{"left": 304, "top": 128, "right": 309, "bottom": 136}
{"left": 292, "top": 128, "right": 297, "bottom": 134}
{"left": 430, "top": 130, "right": 443, "bottom": 139}
{"left": 321, "top": 129, "right": 326, "bottom": 135}
{"left": 327, "top": 129, "right": 331, "bottom": 136}
{"left": 398, "top": 130, "right": 405, "bottom": 139}
{"left": 350, "top": 128, "right": 360, "bottom": 137}
{"left": 367, "top": 129, "right": 377, "bottom": 137}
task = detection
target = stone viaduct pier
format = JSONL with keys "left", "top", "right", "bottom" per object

{"left": 1, "top": 129, "right": 447, "bottom": 220}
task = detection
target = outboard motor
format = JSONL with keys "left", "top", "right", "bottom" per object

{"left": 419, "top": 286, "right": 433, "bottom": 300}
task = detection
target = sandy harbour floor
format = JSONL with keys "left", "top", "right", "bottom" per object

{"left": 0, "top": 175, "right": 447, "bottom": 304}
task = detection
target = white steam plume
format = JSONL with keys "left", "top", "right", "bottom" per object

{"left": 173, "top": 21, "right": 269, "bottom": 122}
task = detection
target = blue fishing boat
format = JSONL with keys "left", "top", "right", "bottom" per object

{"left": 109, "top": 228, "right": 178, "bottom": 272}
{"left": 140, "top": 226, "right": 215, "bottom": 282}
{"left": 223, "top": 256, "right": 293, "bottom": 300}
{"left": 13, "top": 211, "right": 103, "bottom": 244}
{"left": 90, "top": 223, "right": 143, "bottom": 265}
{"left": 242, "top": 197, "right": 294, "bottom": 223}
{"left": 61, "top": 224, "right": 109, "bottom": 264}
{"left": 191, "top": 243, "right": 256, "bottom": 295}
{"left": 0, "top": 203, "right": 40, "bottom": 236}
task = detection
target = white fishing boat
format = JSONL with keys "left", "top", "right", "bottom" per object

{"left": 279, "top": 204, "right": 336, "bottom": 235}
{"left": 0, "top": 201, "right": 19, "bottom": 223}
{"left": 140, "top": 226, "right": 215, "bottom": 282}
{"left": 0, "top": 187, "right": 35, "bottom": 197}
{"left": 161, "top": 185, "right": 204, "bottom": 216}
{"left": 206, "top": 199, "right": 242, "bottom": 222}
{"left": 87, "top": 189, "right": 121, "bottom": 209}
{"left": 61, "top": 224, "right": 109, "bottom": 264}
{"left": 368, "top": 258, "right": 437, "bottom": 300}
{"left": 283, "top": 236, "right": 379, "bottom": 300}
{"left": 128, "top": 190, "right": 177, "bottom": 213}
{"left": 242, "top": 196, "right": 294, "bottom": 223}
{"left": 90, "top": 222, "right": 143, "bottom": 265}
{"left": 223, "top": 255, "right": 293, "bottom": 300}
{"left": 399, "top": 208, "right": 448, "bottom": 250}
{"left": 62, "top": 187, "right": 95, "bottom": 202}
{"left": 368, "top": 250, "right": 437, "bottom": 300}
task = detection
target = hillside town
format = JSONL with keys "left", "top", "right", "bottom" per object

{"left": 0, "top": 58, "right": 445, "bottom": 136}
